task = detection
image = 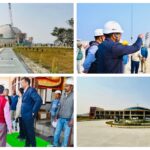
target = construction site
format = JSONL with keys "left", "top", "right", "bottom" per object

{"left": 0, "top": 3, "right": 73, "bottom": 74}
{"left": 0, "top": 3, "right": 32, "bottom": 47}
{"left": 77, "top": 3, "right": 150, "bottom": 74}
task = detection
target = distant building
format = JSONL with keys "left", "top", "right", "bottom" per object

{"left": 0, "top": 3, "right": 33, "bottom": 47}
{"left": 0, "top": 24, "right": 26, "bottom": 46}
{"left": 89, "top": 106, "right": 150, "bottom": 120}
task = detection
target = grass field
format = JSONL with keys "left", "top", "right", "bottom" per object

{"left": 13, "top": 46, "right": 73, "bottom": 73}
{"left": 7, "top": 132, "right": 51, "bottom": 147}
{"left": 106, "top": 119, "right": 150, "bottom": 126}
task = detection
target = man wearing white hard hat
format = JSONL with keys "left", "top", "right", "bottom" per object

{"left": 94, "top": 21, "right": 144, "bottom": 73}
{"left": 77, "top": 40, "right": 83, "bottom": 73}
{"left": 83, "top": 29, "right": 105, "bottom": 73}
{"left": 49, "top": 90, "right": 61, "bottom": 141}
{"left": 53, "top": 78, "right": 74, "bottom": 147}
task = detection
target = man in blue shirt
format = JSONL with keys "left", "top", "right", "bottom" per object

{"left": 83, "top": 29, "right": 105, "bottom": 73}
{"left": 50, "top": 90, "right": 61, "bottom": 137}
{"left": 141, "top": 45, "right": 148, "bottom": 73}
{"left": 95, "top": 21, "right": 144, "bottom": 73}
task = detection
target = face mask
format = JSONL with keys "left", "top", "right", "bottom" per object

{"left": 114, "top": 34, "right": 120, "bottom": 42}
{"left": 101, "top": 37, "right": 104, "bottom": 42}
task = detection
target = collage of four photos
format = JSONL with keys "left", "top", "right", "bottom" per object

{"left": 0, "top": 1, "right": 150, "bottom": 149}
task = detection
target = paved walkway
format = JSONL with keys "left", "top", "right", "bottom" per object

{"left": 78, "top": 120, "right": 150, "bottom": 147}
{"left": 0, "top": 48, "right": 28, "bottom": 73}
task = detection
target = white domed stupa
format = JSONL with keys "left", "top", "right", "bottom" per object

{"left": 0, "top": 4, "right": 27, "bottom": 46}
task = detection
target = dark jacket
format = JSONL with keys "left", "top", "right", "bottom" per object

{"left": 95, "top": 37, "right": 142, "bottom": 73}
{"left": 10, "top": 95, "right": 18, "bottom": 110}
{"left": 21, "top": 87, "right": 42, "bottom": 120}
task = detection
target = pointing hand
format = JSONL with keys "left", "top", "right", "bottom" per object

{"left": 138, "top": 34, "right": 144, "bottom": 39}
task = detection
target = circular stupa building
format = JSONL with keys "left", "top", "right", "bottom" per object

{"left": 0, "top": 24, "right": 26, "bottom": 46}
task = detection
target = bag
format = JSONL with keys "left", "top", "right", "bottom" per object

{"left": 77, "top": 48, "right": 83, "bottom": 60}
{"left": 52, "top": 120, "right": 58, "bottom": 128}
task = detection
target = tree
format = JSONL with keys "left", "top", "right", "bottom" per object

{"left": 67, "top": 18, "right": 74, "bottom": 28}
{"left": 51, "top": 18, "right": 74, "bottom": 47}
{"left": 51, "top": 27, "right": 66, "bottom": 45}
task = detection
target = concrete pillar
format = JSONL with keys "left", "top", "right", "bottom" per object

{"left": 130, "top": 111, "right": 132, "bottom": 119}
{"left": 119, "top": 111, "right": 122, "bottom": 119}
{"left": 104, "top": 111, "right": 106, "bottom": 119}
{"left": 109, "top": 111, "right": 111, "bottom": 119}
{"left": 114, "top": 111, "right": 116, "bottom": 119}
{"left": 123, "top": 111, "right": 125, "bottom": 119}
{"left": 143, "top": 111, "right": 146, "bottom": 119}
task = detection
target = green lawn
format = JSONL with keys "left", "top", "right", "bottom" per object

{"left": 7, "top": 132, "right": 51, "bottom": 147}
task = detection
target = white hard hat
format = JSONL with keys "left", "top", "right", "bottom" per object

{"left": 65, "top": 78, "right": 74, "bottom": 85}
{"left": 94, "top": 29, "right": 103, "bottom": 36}
{"left": 55, "top": 90, "right": 61, "bottom": 94}
{"left": 103, "top": 21, "right": 124, "bottom": 34}
{"left": 77, "top": 40, "right": 82, "bottom": 47}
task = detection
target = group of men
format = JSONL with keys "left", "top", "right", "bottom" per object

{"left": 77, "top": 20, "right": 147, "bottom": 74}
{"left": 0, "top": 77, "right": 74, "bottom": 147}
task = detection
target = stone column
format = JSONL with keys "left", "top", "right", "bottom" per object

{"left": 123, "top": 111, "right": 125, "bottom": 119}
{"left": 143, "top": 111, "right": 146, "bottom": 120}
{"left": 129, "top": 111, "right": 132, "bottom": 119}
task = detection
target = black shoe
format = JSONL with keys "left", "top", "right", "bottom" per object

{"left": 17, "top": 136, "right": 21, "bottom": 139}
{"left": 49, "top": 136, "right": 54, "bottom": 138}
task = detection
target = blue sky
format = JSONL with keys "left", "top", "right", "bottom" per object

{"left": 77, "top": 3, "right": 150, "bottom": 44}
{"left": 0, "top": 3, "right": 73, "bottom": 43}
{"left": 77, "top": 77, "right": 150, "bottom": 114}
